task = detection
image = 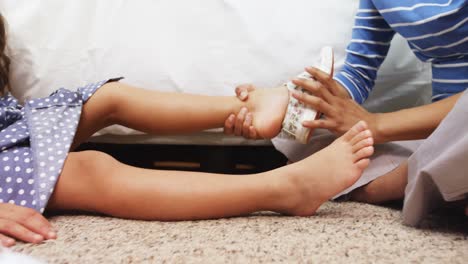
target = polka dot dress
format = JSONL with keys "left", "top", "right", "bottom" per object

{"left": 0, "top": 78, "right": 122, "bottom": 213}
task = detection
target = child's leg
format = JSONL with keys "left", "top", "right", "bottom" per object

{"left": 349, "top": 161, "right": 408, "bottom": 204}
{"left": 71, "top": 82, "right": 289, "bottom": 149}
{"left": 48, "top": 121, "right": 374, "bottom": 220}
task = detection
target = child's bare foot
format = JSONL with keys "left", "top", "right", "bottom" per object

{"left": 244, "top": 86, "right": 289, "bottom": 139}
{"left": 276, "top": 121, "right": 374, "bottom": 216}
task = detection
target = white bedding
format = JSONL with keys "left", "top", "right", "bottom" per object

{"left": 1, "top": 0, "right": 431, "bottom": 145}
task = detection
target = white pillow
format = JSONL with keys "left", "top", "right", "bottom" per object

{"left": 1, "top": 0, "right": 431, "bottom": 135}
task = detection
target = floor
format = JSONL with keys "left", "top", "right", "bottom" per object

{"left": 12, "top": 202, "right": 467, "bottom": 263}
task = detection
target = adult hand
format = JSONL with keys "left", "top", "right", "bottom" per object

{"left": 0, "top": 203, "right": 56, "bottom": 247}
{"left": 224, "top": 84, "right": 260, "bottom": 139}
{"left": 291, "top": 67, "right": 379, "bottom": 139}
{"left": 304, "top": 67, "right": 350, "bottom": 99}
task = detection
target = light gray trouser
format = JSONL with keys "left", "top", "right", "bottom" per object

{"left": 403, "top": 90, "right": 468, "bottom": 226}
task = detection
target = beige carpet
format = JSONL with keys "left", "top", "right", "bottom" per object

{"left": 12, "top": 202, "right": 468, "bottom": 263}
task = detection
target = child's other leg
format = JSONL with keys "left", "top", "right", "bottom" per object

{"left": 350, "top": 161, "right": 408, "bottom": 204}
{"left": 71, "top": 82, "right": 289, "bottom": 149}
{"left": 48, "top": 121, "right": 374, "bottom": 219}
{"left": 47, "top": 151, "right": 283, "bottom": 220}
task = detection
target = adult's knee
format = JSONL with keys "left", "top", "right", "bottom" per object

{"left": 349, "top": 184, "right": 380, "bottom": 204}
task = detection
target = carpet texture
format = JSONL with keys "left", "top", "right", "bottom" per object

{"left": 12, "top": 202, "right": 468, "bottom": 263}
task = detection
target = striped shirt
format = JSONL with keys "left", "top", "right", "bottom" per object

{"left": 334, "top": 0, "right": 468, "bottom": 104}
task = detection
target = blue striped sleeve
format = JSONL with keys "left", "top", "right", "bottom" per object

{"left": 431, "top": 59, "right": 468, "bottom": 101}
{"left": 334, "top": 0, "right": 396, "bottom": 104}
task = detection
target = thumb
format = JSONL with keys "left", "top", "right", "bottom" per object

{"left": 235, "top": 84, "right": 256, "bottom": 101}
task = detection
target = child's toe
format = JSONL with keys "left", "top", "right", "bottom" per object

{"left": 353, "top": 146, "right": 374, "bottom": 162}
{"left": 352, "top": 137, "right": 374, "bottom": 153}
{"left": 356, "top": 158, "right": 370, "bottom": 171}
{"left": 343, "top": 121, "right": 368, "bottom": 141}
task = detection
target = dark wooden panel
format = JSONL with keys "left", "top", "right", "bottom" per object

{"left": 76, "top": 143, "right": 288, "bottom": 174}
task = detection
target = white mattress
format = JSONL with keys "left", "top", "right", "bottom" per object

{"left": 1, "top": 0, "right": 431, "bottom": 146}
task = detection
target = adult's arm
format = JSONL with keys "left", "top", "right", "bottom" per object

{"left": 333, "top": 0, "right": 396, "bottom": 103}
{"left": 293, "top": 75, "right": 463, "bottom": 143}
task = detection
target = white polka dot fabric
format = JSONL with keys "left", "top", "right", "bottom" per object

{"left": 0, "top": 78, "right": 121, "bottom": 213}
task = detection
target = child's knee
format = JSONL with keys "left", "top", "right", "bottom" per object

{"left": 67, "top": 151, "right": 118, "bottom": 178}
{"left": 80, "top": 82, "right": 123, "bottom": 127}
{"left": 93, "top": 82, "right": 129, "bottom": 124}
{"left": 50, "top": 151, "right": 120, "bottom": 209}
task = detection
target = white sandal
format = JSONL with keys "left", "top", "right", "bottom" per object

{"left": 278, "top": 46, "right": 334, "bottom": 144}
